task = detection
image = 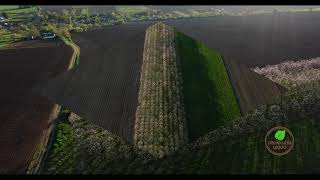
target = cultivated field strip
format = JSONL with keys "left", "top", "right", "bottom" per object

{"left": 134, "top": 22, "right": 188, "bottom": 158}
{"left": 174, "top": 31, "right": 241, "bottom": 140}
{"left": 163, "top": 13, "right": 320, "bottom": 67}
{"left": 0, "top": 42, "right": 73, "bottom": 173}
{"left": 36, "top": 23, "right": 150, "bottom": 142}
{"left": 223, "top": 57, "right": 287, "bottom": 113}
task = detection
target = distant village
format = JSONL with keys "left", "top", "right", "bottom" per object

{"left": 1, "top": 15, "right": 56, "bottom": 41}
{"left": 0, "top": 6, "right": 230, "bottom": 43}
{"left": 0, "top": 6, "right": 318, "bottom": 44}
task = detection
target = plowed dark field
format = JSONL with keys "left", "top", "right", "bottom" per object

{"left": 223, "top": 57, "right": 286, "bottom": 113}
{"left": 37, "top": 23, "right": 150, "bottom": 142}
{"left": 162, "top": 12, "right": 320, "bottom": 67}
{"left": 0, "top": 41, "right": 73, "bottom": 174}
{"left": 76, "top": 12, "right": 320, "bottom": 68}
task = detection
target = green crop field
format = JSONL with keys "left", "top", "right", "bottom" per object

{"left": 42, "top": 112, "right": 77, "bottom": 174}
{"left": 175, "top": 31, "right": 241, "bottom": 140}
{"left": 2, "top": 6, "right": 36, "bottom": 14}
{"left": 0, "top": 6, "right": 19, "bottom": 11}
{"left": 116, "top": 6, "right": 148, "bottom": 14}
{"left": 0, "top": 6, "right": 37, "bottom": 48}
{"left": 0, "top": 6, "right": 37, "bottom": 22}
{"left": 0, "top": 33, "right": 24, "bottom": 48}
{"left": 41, "top": 110, "right": 149, "bottom": 174}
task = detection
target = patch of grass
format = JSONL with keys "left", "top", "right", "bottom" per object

{"left": 0, "top": 34, "right": 24, "bottom": 40}
{"left": 42, "top": 112, "right": 77, "bottom": 174}
{"left": 0, "top": 33, "right": 24, "bottom": 48}
{"left": 40, "top": 112, "right": 150, "bottom": 174}
{"left": 0, "top": 5, "right": 19, "bottom": 11}
{"left": 116, "top": 6, "right": 148, "bottom": 14}
{"left": 172, "top": 11, "right": 189, "bottom": 17}
{"left": 4, "top": 6, "right": 36, "bottom": 14}
{"left": 175, "top": 31, "right": 241, "bottom": 141}
{"left": 0, "top": 40, "right": 15, "bottom": 48}
{"left": 3, "top": 6, "right": 37, "bottom": 21}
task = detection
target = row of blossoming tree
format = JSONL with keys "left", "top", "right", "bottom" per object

{"left": 134, "top": 22, "right": 188, "bottom": 158}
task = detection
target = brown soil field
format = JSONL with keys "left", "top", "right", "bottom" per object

{"left": 223, "top": 57, "right": 287, "bottom": 113}
{"left": 37, "top": 23, "right": 150, "bottom": 143}
{"left": 48, "top": 11, "right": 319, "bottom": 69}
{"left": 0, "top": 40, "right": 73, "bottom": 174}
{"left": 141, "top": 12, "right": 320, "bottom": 67}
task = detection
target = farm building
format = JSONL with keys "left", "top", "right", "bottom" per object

{"left": 41, "top": 32, "right": 56, "bottom": 39}
{"left": 0, "top": 16, "right": 5, "bottom": 22}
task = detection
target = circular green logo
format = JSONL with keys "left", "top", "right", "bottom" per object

{"left": 265, "top": 126, "right": 294, "bottom": 156}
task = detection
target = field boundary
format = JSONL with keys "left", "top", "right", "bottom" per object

{"left": 26, "top": 105, "right": 61, "bottom": 174}
{"left": 226, "top": 58, "right": 288, "bottom": 113}
{"left": 26, "top": 36, "right": 80, "bottom": 174}
{"left": 61, "top": 37, "right": 81, "bottom": 70}
{"left": 221, "top": 55, "right": 243, "bottom": 115}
